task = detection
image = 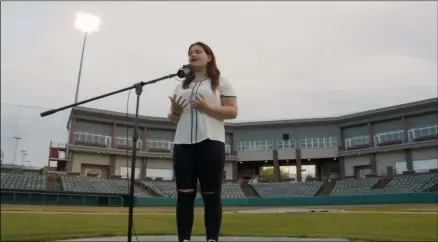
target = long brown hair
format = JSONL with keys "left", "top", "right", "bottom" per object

{"left": 182, "top": 42, "right": 220, "bottom": 91}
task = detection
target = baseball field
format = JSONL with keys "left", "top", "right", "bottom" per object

{"left": 1, "top": 203, "right": 437, "bottom": 242}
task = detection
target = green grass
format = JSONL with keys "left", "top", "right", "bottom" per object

{"left": 1, "top": 212, "right": 437, "bottom": 242}
{"left": 2, "top": 203, "right": 437, "bottom": 213}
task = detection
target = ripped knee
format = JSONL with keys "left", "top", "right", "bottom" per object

{"left": 201, "top": 190, "right": 221, "bottom": 200}
{"left": 177, "top": 189, "right": 196, "bottom": 202}
{"left": 201, "top": 190, "right": 221, "bottom": 205}
{"left": 178, "top": 189, "right": 196, "bottom": 193}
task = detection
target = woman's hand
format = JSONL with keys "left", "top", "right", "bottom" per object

{"left": 169, "top": 94, "right": 188, "bottom": 115}
{"left": 190, "top": 94, "right": 210, "bottom": 112}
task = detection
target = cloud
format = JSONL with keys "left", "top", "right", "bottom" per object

{"left": 1, "top": 1, "right": 436, "bottom": 166}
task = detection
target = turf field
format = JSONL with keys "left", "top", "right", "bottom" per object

{"left": 1, "top": 203, "right": 437, "bottom": 242}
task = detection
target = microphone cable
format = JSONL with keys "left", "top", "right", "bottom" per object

{"left": 125, "top": 89, "right": 140, "bottom": 242}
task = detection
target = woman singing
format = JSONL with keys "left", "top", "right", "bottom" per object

{"left": 167, "top": 42, "right": 238, "bottom": 242}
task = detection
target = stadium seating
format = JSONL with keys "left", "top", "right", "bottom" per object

{"left": 143, "top": 181, "right": 177, "bottom": 197}
{"left": 61, "top": 176, "right": 150, "bottom": 196}
{"left": 2, "top": 172, "right": 436, "bottom": 199}
{"left": 330, "top": 173, "right": 438, "bottom": 196}
{"left": 92, "top": 179, "right": 151, "bottom": 196}
{"left": 361, "top": 173, "right": 438, "bottom": 195}
{"left": 330, "top": 177, "right": 380, "bottom": 196}
{"left": 61, "top": 176, "right": 96, "bottom": 193}
{"left": 252, "top": 182, "right": 323, "bottom": 197}
{"left": 222, "top": 183, "right": 246, "bottom": 198}
{"left": 142, "top": 181, "right": 246, "bottom": 198}
{"left": 1, "top": 173, "right": 47, "bottom": 191}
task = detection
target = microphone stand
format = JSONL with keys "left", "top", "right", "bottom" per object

{"left": 40, "top": 73, "right": 178, "bottom": 242}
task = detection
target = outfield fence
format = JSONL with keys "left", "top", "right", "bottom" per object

{"left": 0, "top": 190, "right": 124, "bottom": 206}
{"left": 1, "top": 190, "right": 437, "bottom": 207}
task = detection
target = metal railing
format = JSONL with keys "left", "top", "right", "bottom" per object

{"left": 114, "top": 137, "right": 143, "bottom": 150}
{"left": 146, "top": 140, "right": 173, "bottom": 151}
{"left": 238, "top": 137, "right": 338, "bottom": 151}
{"left": 238, "top": 140, "right": 274, "bottom": 151}
{"left": 276, "top": 140, "right": 297, "bottom": 149}
{"left": 373, "top": 130, "right": 404, "bottom": 145}
{"left": 299, "top": 137, "right": 337, "bottom": 148}
{"left": 408, "top": 124, "right": 438, "bottom": 142}
{"left": 344, "top": 135, "right": 369, "bottom": 149}
{"left": 74, "top": 132, "right": 111, "bottom": 148}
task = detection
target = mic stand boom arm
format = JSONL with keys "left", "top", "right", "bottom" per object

{"left": 40, "top": 73, "right": 178, "bottom": 242}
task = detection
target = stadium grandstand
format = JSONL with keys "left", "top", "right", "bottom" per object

{"left": 1, "top": 98, "right": 437, "bottom": 201}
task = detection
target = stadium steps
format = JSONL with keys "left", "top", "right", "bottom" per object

{"left": 137, "top": 181, "right": 163, "bottom": 197}
{"left": 240, "top": 182, "right": 260, "bottom": 198}
{"left": 371, "top": 178, "right": 392, "bottom": 189}
{"left": 317, "top": 180, "right": 336, "bottom": 196}
{"left": 46, "top": 174, "right": 62, "bottom": 191}
{"left": 427, "top": 183, "right": 438, "bottom": 192}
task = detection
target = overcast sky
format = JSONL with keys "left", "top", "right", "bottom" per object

{"left": 1, "top": 1, "right": 437, "bottom": 167}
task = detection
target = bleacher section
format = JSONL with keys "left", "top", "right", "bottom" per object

{"left": 1, "top": 173, "right": 47, "bottom": 191}
{"left": 252, "top": 182, "right": 323, "bottom": 197}
{"left": 1, "top": 172, "right": 437, "bottom": 198}
{"left": 363, "top": 173, "right": 438, "bottom": 195}
{"left": 222, "top": 183, "right": 246, "bottom": 198}
{"left": 143, "top": 181, "right": 177, "bottom": 197}
{"left": 61, "top": 176, "right": 151, "bottom": 196}
{"left": 331, "top": 173, "right": 438, "bottom": 196}
{"left": 142, "top": 181, "right": 246, "bottom": 198}
{"left": 330, "top": 177, "right": 380, "bottom": 196}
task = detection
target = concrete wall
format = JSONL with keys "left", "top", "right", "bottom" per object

{"left": 375, "top": 151, "right": 405, "bottom": 175}
{"left": 71, "top": 152, "right": 110, "bottom": 173}
{"left": 224, "top": 162, "right": 233, "bottom": 180}
{"left": 237, "top": 150, "right": 273, "bottom": 162}
{"left": 411, "top": 147, "right": 438, "bottom": 161}
{"left": 146, "top": 158, "right": 173, "bottom": 169}
{"left": 344, "top": 156, "right": 370, "bottom": 176}
{"left": 301, "top": 148, "right": 338, "bottom": 159}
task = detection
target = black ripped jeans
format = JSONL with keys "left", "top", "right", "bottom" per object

{"left": 173, "top": 139, "right": 225, "bottom": 242}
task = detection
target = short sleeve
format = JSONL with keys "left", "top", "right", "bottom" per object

{"left": 172, "top": 83, "right": 182, "bottom": 96}
{"left": 218, "top": 77, "right": 236, "bottom": 98}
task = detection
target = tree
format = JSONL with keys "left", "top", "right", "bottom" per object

{"left": 261, "top": 167, "right": 289, "bottom": 181}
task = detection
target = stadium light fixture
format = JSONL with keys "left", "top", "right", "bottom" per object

{"left": 74, "top": 12, "right": 101, "bottom": 33}
{"left": 73, "top": 12, "right": 101, "bottom": 103}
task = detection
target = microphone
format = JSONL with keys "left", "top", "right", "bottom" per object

{"left": 177, "top": 64, "right": 194, "bottom": 78}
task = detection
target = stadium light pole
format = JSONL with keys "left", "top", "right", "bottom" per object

{"left": 73, "top": 12, "right": 101, "bottom": 103}
{"left": 21, "top": 150, "right": 27, "bottom": 167}
{"left": 12, "top": 136, "right": 22, "bottom": 165}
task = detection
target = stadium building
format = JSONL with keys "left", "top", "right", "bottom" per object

{"left": 48, "top": 98, "right": 438, "bottom": 183}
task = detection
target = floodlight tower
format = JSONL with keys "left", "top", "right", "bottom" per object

{"left": 20, "top": 150, "right": 27, "bottom": 167}
{"left": 73, "top": 12, "right": 101, "bottom": 103}
{"left": 12, "top": 136, "right": 22, "bottom": 165}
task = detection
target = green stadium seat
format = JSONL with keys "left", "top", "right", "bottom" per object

{"left": 252, "top": 182, "right": 323, "bottom": 197}
{"left": 1, "top": 173, "right": 47, "bottom": 191}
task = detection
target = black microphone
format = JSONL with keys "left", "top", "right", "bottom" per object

{"left": 177, "top": 64, "right": 194, "bottom": 78}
